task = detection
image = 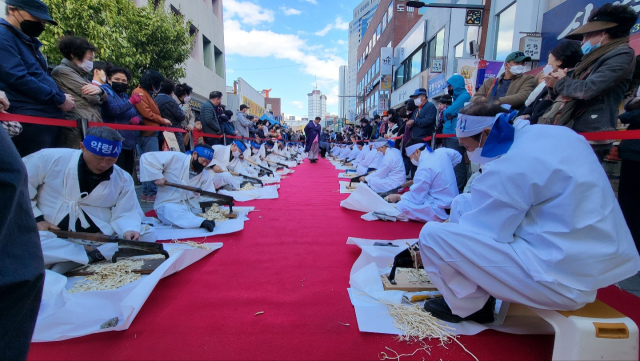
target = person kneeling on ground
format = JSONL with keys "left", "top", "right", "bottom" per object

{"left": 139, "top": 145, "right": 218, "bottom": 231}
{"left": 24, "top": 127, "right": 155, "bottom": 271}
{"left": 360, "top": 138, "right": 405, "bottom": 193}
{"left": 386, "top": 139, "right": 461, "bottom": 222}
{"left": 418, "top": 101, "right": 640, "bottom": 324}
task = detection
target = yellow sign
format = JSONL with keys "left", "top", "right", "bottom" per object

{"left": 242, "top": 95, "right": 265, "bottom": 117}
{"left": 380, "top": 75, "right": 392, "bottom": 90}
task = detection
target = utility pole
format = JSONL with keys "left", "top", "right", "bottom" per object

{"left": 478, "top": 0, "right": 492, "bottom": 59}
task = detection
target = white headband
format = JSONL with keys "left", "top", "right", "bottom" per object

{"left": 405, "top": 143, "right": 425, "bottom": 157}
{"left": 373, "top": 139, "right": 387, "bottom": 149}
{"left": 456, "top": 113, "right": 497, "bottom": 138}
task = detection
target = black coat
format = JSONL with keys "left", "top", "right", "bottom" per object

{"left": 411, "top": 103, "right": 437, "bottom": 140}
{"left": 361, "top": 124, "right": 373, "bottom": 140}
{"left": 155, "top": 94, "right": 185, "bottom": 128}
{"left": 619, "top": 100, "right": 640, "bottom": 162}
{"left": 200, "top": 101, "right": 222, "bottom": 135}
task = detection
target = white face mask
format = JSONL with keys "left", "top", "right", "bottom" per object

{"left": 184, "top": 96, "right": 191, "bottom": 103}
{"left": 509, "top": 65, "right": 526, "bottom": 75}
{"left": 100, "top": 74, "right": 106, "bottom": 83}
{"left": 410, "top": 158, "right": 419, "bottom": 166}
{"left": 80, "top": 60, "right": 93, "bottom": 72}
{"left": 466, "top": 133, "right": 499, "bottom": 165}
{"left": 232, "top": 151, "right": 241, "bottom": 158}
{"left": 542, "top": 64, "right": 553, "bottom": 76}
{"left": 377, "top": 150, "right": 384, "bottom": 156}
{"left": 414, "top": 97, "right": 422, "bottom": 106}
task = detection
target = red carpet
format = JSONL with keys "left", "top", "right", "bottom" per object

{"left": 28, "top": 158, "right": 640, "bottom": 360}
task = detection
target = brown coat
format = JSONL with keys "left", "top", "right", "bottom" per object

{"left": 132, "top": 86, "right": 164, "bottom": 137}
{"left": 471, "top": 73, "right": 536, "bottom": 110}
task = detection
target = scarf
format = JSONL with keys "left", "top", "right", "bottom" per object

{"left": 573, "top": 36, "right": 629, "bottom": 79}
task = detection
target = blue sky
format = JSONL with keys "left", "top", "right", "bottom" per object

{"left": 223, "top": 0, "right": 359, "bottom": 118}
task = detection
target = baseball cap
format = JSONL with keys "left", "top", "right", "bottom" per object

{"left": 505, "top": 51, "right": 531, "bottom": 63}
{"left": 6, "top": 0, "right": 58, "bottom": 25}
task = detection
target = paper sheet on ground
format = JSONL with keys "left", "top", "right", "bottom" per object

{"left": 277, "top": 168, "right": 294, "bottom": 175}
{"left": 260, "top": 174, "right": 280, "bottom": 184}
{"left": 346, "top": 237, "right": 555, "bottom": 336}
{"left": 338, "top": 173, "right": 355, "bottom": 178}
{"left": 340, "top": 183, "right": 406, "bottom": 222}
{"left": 34, "top": 242, "right": 222, "bottom": 342}
{"left": 220, "top": 185, "right": 279, "bottom": 202}
{"left": 339, "top": 181, "right": 356, "bottom": 194}
{"left": 153, "top": 206, "right": 254, "bottom": 240}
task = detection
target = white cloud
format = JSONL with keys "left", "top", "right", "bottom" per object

{"left": 314, "top": 24, "right": 333, "bottom": 36}
{"left": 224, "top": 19, "right": 345, "bottom": 82}
{"left": 291, "top": 101, "right": 304, "bottom": 109}
{"left": 224, "top": 0, "right": 275, "bottom": 25}
{"left": 326, "top": 85, "right": 340, "bottom": 106}
{"left": 334, "top": 16, "right": 349, "bottom": 30}
{"left": 302, "top": 0, "right": 318, "bottom": 4}
{"left": 314, "top": 16, "right": 349, "bottom": 36}
{"left": 280, "top": 6, "right": 301, "bottom": 15}
{"left": 337, "top": 39, "right": 346, "bottom": 45}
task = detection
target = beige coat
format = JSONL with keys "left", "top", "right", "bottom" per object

{"left": 51, "top": 58, "right": 107, "bottom": 148}
{"left": 471, "top": 73, "right": 536, "bottom": 110}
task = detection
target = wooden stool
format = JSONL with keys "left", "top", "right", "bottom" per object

{"left": 521, "top": 300, "right": 639, "bottom": 360}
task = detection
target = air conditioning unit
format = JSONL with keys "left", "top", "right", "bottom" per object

{"left": 468, "top": 40, "right": 479, "bottom": 56}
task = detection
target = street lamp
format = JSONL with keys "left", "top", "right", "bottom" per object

{"left": 406, "top": 1, "right": 484, "bottom": 9}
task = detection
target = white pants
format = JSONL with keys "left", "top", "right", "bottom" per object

{"left": 157, "top": 203, "right": 205, "bottom": 229}
{"left": 39, "top": 224, "right": 157, "bottom": 266}
{"left": 418, "top": 222, "right": 596, "bottom": 318}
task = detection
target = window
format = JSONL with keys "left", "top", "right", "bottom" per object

{"left": 409, "top": 49, "right": 422, "bottom": 79}
{"left": 495, "top": 2, "right": 517, "bottom": 60}
{"left": 425, "top": 28, "right": 445, "bottom": 71}
{"left": 375, "top": 57, "right": 380, "bottom": 75}
{"left": 388, "top": 1, "right": 393, "bottom": 22}
{"left": 203, "top": 35, "right": 213, "bottom": 70}
{"left": 382, "top": 12, "right": 387, "bottom": 33}
{"left": 211, "top": 0, "right": 222, "bottom": 19}
{"left": 454, "top": 41, "right": 464, "bottom": 73}
{"left": 376, "top": 23, "right": 381, "bottom": 41}
{"left": 394, "top": 64, "right": 405, "bottom": 89}
{"left": 214, "top": 46, "right": 224, "bottom": 77}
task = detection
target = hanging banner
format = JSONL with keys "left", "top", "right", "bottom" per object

{"left": 457, "top": 58, "right": 480, "bottom": 96}
{"left": 427, "top": 73, "right": 447, "bottom": 97}
{"left": 380, "top": 47, "right": 393, "bottom": 75}
{"left": 242, "top": 95, "right": 265, "bottom": 117}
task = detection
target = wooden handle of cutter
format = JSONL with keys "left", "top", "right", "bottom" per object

{"left": 164, "top": 181, "right": 198, "bottom": 192}
{"left": 244, "top": 158, "right": 259, "bottom": 167}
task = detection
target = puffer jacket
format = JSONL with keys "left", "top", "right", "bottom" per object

{"left": 442, "top": 75, "right": 471, "bottom": 135}
{"left": 100, "top": 83, "right": 139, "bottom": 150}
{"left": 155, "top": 93, "right": 185, "bottom": 129}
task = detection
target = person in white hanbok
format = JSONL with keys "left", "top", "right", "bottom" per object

{"left": 419, "top": 102, "right": 640, "bottom": 324}
{"left": 386, "top": 140, "right": 461, "bottom": 222}
{"left": 344, "top": 143, "right": 361, "bottom": 164}
{"left": 351, "top": 141, "right": 369, "bottom": 167}
{"left": 227, "top": 141, "right": 258, "bottom": 177}
{"left": 356, "top": 144, "right": 380, "bottom": 175}
{"left": 24, "top": 127, "right": 155, "bottom": 267}
{"left": 204, "top": 142, "right": 246, "bottom": 190}
{"left": 139, "top": 145, "right": 218, "bottom": 231}
{"left": 360, "top": 138, "right": 406, "bottom": 193}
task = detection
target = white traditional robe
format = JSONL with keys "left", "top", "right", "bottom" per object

{"left": 365, "top": 148, "right": 405, "bottom": 192}
{"left": 24, "top": 149, "right": 153, "bottom": 266}
{"left": 345, "top": 146, "right": 361, "bottom": 162}
{"left": 352, "top": 145, "right": 369, "bottom": 166}
{"left": 396, "top": 148, "right": 461, "bottom": 222}
{"left": 356, "top": 146, "right": 381, "bottom": 175}
{"left": 140, "top": 151, "right": 224, "bottom": 229}
{"left": 419, "top": 120, "right": 640, "bottom": 318}
{"left": 337, "top": 146, "right": 351, "bottom": 160}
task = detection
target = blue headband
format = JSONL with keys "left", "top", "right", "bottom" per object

{"left": 233, "top": 141, "right": 247, "bottom": 153}
{"left": 266, "top": 143, "right": 274, "bottom": 148}
{"left": 251, "top": 141, "right": 261, "bottom": 149}
{"left": 481, "top": 111, "right": 517, "bottom": 158}
{"left": 194, "top": 146, "right": 214, "bottom": 161}
{"left": 83, "top": 135, "right": 122, "bottom": 158}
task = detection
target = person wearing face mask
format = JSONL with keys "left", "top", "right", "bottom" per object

{"left": 173, "top": 83, "right": 195, "bottom": 151}
{"left": 24, "top": 127, "right": 156, "bottom": 270}
{"left": 519, "top": 41, "right": 583, "bottom": 125}
{"left": 200, "top": 141, "right": 245, "bottom": 191}
{"left": 227, "top": 140, "right": 259, "bottom": 177}
{"left": 140, "top": 144, "right": 218, "bottom": 231}
{"left": 416, "top": 100, "right": 639, "bottom": 324}
{"left": 132, "top": 69, "right": 171, "bottom": 203}
{"left": 100, "top": 66, "right": 142, "bottom": 177}
{"left": 409, "top": 88, "right": 438, "bottom": 143}
{"left": 471, "top": 51, "right": 536, "bottom": 110}
{"left": 1, "top": 0, "right": 77, "bottom": 158}
{"left": 91, "top": 61, "right": 111, "bottom": 87}
{"left": 155, "top": 79, "right": 186, "bottom": 152}
{"left": 551, "top": 4, "right": 638, "bottom": 163}
{"left": 385, "top": 139, "right": 461, "bottom": 222}
{"left": 51, "top": 36, "right": 108, "bottom": 148}
{"left": 359, "top": 138, "right": 405, "bottom": 193}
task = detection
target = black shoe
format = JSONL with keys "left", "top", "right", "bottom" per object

{"left": 87, "top": 249, "right": 106, "bottom": 263}
{"left": 424, "top": 296, "right": 495, "bottom": 324}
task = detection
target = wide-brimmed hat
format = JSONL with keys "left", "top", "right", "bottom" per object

{"left": 564, "top": 14, "right": 619, "bottom": 40}
{"left": 6, "top": 0, "right": 57, "bottom": 25}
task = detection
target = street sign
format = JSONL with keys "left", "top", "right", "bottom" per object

{"left": 431, "top": 58, "right": 444, "bottom": 73}
{"left": 465, "top": 9, "right": 483, "bottom": 26}
{"left": 520, "top": 36, "right": 543, "bottom": 61}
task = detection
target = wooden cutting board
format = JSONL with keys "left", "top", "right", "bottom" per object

{"left": 65, "top": 258, "right": 166, "bottom": 277}
{"left": 381, "top": 268, "right": 438, "bottom": 292}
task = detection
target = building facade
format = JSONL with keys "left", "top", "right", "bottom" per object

{"left": 307, "top": 90, "right": 327, "bottom": 121}
{"left": 356, "top": 0, "right": 422, "bottom": 120}
{"left": 265, "top": 98, "right": 282, "bottom": 119}
{"left": 226, "top": 77, "right": 266, "bottom": 119}
{"left": 338, "top": 65, "right": 349, "bottom": 120}
{"left": 348, "top": 0, "right": 381, "bottom": 123}
{"left": 133, "top": 0, "right": 226, "bottom": 113}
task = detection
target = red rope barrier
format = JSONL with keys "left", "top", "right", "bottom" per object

{"left": 3, "top": 112, "right": 640, "bottom": 142}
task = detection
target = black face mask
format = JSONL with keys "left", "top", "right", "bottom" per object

{"left": 448, "top": 87, "right": 454, "bottom": 96}
{"left": 191, "top": 158, "right": 205, "bottom": 174}
{"left": 13, "top": 12, "right": 45, "bottom": 38}
{"left": 111, "top": 81, "right": 129, "bottom": 94}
